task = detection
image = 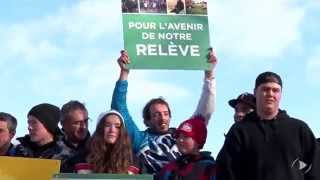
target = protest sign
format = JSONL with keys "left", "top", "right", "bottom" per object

{"left": 122, "top": 0, "right": 211, "bottom": 70}
{"left": 0, "top": 156, "right": 60, "bottom": 180}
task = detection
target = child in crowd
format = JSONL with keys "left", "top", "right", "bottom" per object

{"left": 61, "top": 110, "right": 142, "bottom": 174}
{"left": 156, "top": 116, "right": 216, "bottom": 180}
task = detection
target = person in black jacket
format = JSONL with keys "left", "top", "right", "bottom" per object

{"left": 15, "top": 103, "right": 67, "bottom": 160}
{"left": 58, "top": 100, "right": 90, "bottom": 158}
{"left": 217, "top": 71, "right": 320, "bottom": 180}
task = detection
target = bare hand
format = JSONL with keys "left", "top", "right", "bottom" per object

{"left": 205, "top": 48, "right": 218, "bottom": 79}
{"left": 117, "top": 50, "right": 130, "bottom": 71}
{"left": 117, "top": 50, "right": 130, "bottom": 80}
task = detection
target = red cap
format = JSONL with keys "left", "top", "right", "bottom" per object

{"left": 176, "top": 116, "right": 207, "bottom": 149}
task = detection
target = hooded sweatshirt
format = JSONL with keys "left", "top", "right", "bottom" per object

{"left": 216, "top": 110, "right": 319, "bottom": 180}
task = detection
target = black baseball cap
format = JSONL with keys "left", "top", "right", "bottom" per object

{"left": 228, "top": 93, "right": 256, "bottom": 109}
{"left": 255, "top": 71, "right": 282, "bottom": 89}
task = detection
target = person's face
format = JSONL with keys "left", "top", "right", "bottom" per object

{"left": 176, "top": 133, "right": 199, "bottom": 155}
{"left": 255, "top": 82, "right": 282, "bottom": 117}
{"left": 27, "top": 115, "right": 53, "bottom": 145}
{"left": 103, "top": 114, "right": 122, "bottom": 144}
{"left": 234, "top": 102, "right": 254, "bottom": 122}
{"left": 0, "top": 121, "right": 14, "bottom": 150}
{"left": 148, "top": 103, "right": 170, "bottom": 133}
{"left": 62, "top": 109, "right": 88, "bottom": 143}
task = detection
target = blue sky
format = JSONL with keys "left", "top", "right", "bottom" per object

{"left": 0, "top": 0, "right": 319, "bottom": 157}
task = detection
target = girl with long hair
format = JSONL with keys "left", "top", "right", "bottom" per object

{"left": 61, "top": 110, "right": 139, "bottom": 174}
{"left": 87, "top": 110, "right": 133, "bottom": 173}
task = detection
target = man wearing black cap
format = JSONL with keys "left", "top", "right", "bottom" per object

{"left": 228, "top": 92, "right": 255, "bottom": 122}
{"left": 217, "top": 71, "right": 320, "bottom": 180}
{"left": 15, "top": 103, "right": 67, "bottom": 159}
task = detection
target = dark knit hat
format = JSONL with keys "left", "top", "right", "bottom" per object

{"left": 176, "top": 116, "right": 207, "bottom": 149}
{"left": 28, "top": 103, "right": 60, "bottom": 136}
{"left": 255, "top": 71, "right": 282, "bottom": 88}
{"left": 228, "top": 92, "right": 256, "bottom": 109}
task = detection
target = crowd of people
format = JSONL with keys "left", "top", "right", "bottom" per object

{"left": 1, "top": 49, "right": 319, "bottom": 180}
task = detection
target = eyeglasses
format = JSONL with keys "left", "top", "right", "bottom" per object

{"left": 71, "top": 118, "right": 91, "bottom": 127}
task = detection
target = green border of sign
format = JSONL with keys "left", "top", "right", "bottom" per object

{"left": 122, "top": 13, "right": 211, "bottom": 70}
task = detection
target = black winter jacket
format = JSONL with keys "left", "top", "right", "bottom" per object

{"left": 217, "top": 110, "right": 320, "bottom": 180}
{"left": 15, "top": 135, "right": 68, "bottom": 160}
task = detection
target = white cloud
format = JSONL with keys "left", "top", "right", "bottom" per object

{"left": 128, "top": 71, "right": 190, "bottom": 103}
{"left": 209, "top": 0, "right": 305, "bottom": 59}
{"left": 52, "top": 0, "right": 122, "bottom": 41}
{"left": 6, "top": 27, "right": 63, "bottom": 63}
{"left": 306, "top": 47, "right": 320, "bottom": 87}
{"left": 0, "top": 0, "right": 122, "bottom": 63}
{"left": 73, "top": 60, "right": 190, "bottom": 103}
{"left": 27, "top": 55, "right": 190, "bottom": 106}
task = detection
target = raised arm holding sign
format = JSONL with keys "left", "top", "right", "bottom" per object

{"left": 111, "top": 48, "right": 217, "bottom": 173}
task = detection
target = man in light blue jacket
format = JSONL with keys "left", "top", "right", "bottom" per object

{"left": 111, "top": 50, "right": 217, "bottom": 173}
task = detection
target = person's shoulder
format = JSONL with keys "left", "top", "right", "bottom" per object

{"left": 14, "top": 137, "right": 33, "bottom": 157}
{"left": 55, "top": 140, "right": 75, "bottom": 159}
{"left": 140, "top": 129, "right": 150, "bottom": 138}
{"left": 67, "top": 150, "right": 88, "bottom": 163}
{"left": 225, "top": 113, "right": 259, "bottom": 139}
{"left": 224, "top": 123, "right": 241, "bottom": 136}
{"left": 16, "top": 135, "right": 30, "bottom": 144}
{"left": 15, "top": 135, "right": 33, "bottom": 150}
{"left": 241, "top": 111, "right": 259, "bottom": 123}
{"left": 155, "top": 160, "right": 178, "bottom": 180}
{"left": 277, "top": 110, "right": 314, "bottom": 133}
{"left": 199, "top": 151, "right": 215, "bottom": 164}
{"left": 162, "top": 159, "right": 178, "bottom": 171}
{"left": 287, "top": 117, "right": 309, "bottom": 127}
{"left": 138, "top": 129, "right": 154, "bottom": 147}
{"left": 60, "top": 151, "right": 88, "bottom": 173}
{"left": 6, "top": 143, "right": 17, "bottom": 156}
{"left": 38, "top": 141, "right": 65, "bottom": 159}
{"left": 278, "top": 110, "right": 309, "bottom": 126}
{"left": 199, "top": 152, "right": 217, "bottom": 176}
{"left": 229, "top": 115, "right": 255, "bottom": 131}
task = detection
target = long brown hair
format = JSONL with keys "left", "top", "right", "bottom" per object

{"left": 86, "top": 111, "right": 133, "bottom": 173}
